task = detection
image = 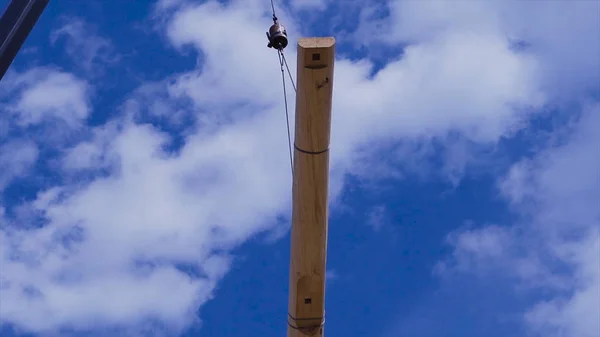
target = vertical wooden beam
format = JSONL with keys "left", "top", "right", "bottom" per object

{"left": 287, "top": 37, "right": 335, "bottom": 337}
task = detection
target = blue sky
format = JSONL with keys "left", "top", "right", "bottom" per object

{"left": 0, "top": 1, "right": 599, "bottom": 337}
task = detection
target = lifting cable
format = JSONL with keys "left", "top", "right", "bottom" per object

{"left": 266, "top": 0, "right": 296, "bottom": 176}
{"left": 278, "top": 50, "right": 295, "bottom": 175}
{"left": 266, "top": 3, "right": 327, "bottom": 331}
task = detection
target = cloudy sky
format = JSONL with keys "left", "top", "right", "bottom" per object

{"left": 0, "top": 0, "right": 599, "bottom": 336}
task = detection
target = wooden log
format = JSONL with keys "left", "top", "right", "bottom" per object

{"left": 287, "top": 37, "right": 335, "bottom": 337}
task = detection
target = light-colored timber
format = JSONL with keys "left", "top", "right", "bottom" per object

{"left": 287, "top": 37, "right": 335, "bottom": 337}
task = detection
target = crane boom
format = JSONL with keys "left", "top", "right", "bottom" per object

{"left": 287, "top": 37, "right": 335, "bottom": 337}
{"left": 0, "top": 0, "right": 49, "bottom": 80}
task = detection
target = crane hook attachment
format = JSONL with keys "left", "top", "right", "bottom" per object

{"left": 266, "top": 14, "right": 288, "bottom": 50}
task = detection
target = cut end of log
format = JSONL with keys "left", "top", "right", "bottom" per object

{"left": 298, "top": 37, "right": 335, "bottom": 49}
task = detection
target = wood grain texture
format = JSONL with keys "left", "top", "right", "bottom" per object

{"left": 287, "top": 37, "right": 335, "bottom": 337}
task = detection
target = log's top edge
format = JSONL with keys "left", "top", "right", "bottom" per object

{"left": 298, "top": 37, "right": 335, "bottom": 49}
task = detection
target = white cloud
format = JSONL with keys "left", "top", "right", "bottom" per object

{"left": 367, "top": 205, "right": 387, "bottom": 231}
{"left": 290, "top": 0, "right": 330, "bottom": 11}
{"left": 165, "top": 0, "right": 289, "bottom": 108}
{"left": 4, "top": 68, "right": 90, "bottom": 128}
{"left": 354, "top": 0, "right": 600, "bottom": 98}
{"left": 0, "top": 140, "right": 39, "bottom": 190}
{"left": 1, "top": 0, "right": 598, "bottom": 335}
{"left": 443, "top": 104, "right": 600, "bottom": 336}
{"left": 50, "top": 17, "right": 118, "bottom": 73}
{"left": 61, "top": 121, "right": 121, "bottom": 172}
{"left": 0, "top": 104, "right": 293, "bottom": 333}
